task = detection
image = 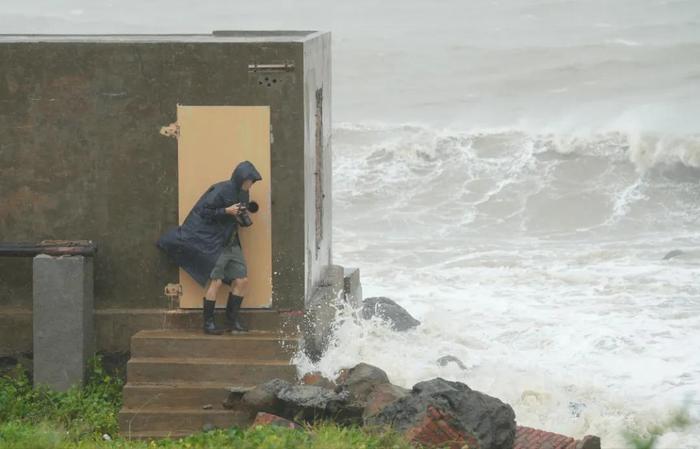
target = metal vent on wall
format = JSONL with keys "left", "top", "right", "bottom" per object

{"left": 248, "top": 62, "right": 295, "bottom": 89}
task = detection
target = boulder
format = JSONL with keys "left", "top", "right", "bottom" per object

{"left": 252, "top": 412, "right": 302, "bottom": 430}
{"left": 222, "top": 386, "right": 257, "bottom": 410}
{"left": 362, "top": 297, "right": 420, "bottom": 331}
{"left": 334, "top": 363, "right": 414, "bottom": 421}
{"left": 363, "top": 383, "right": 410, "bottom": 419}
{"left": 663, "top": 249, "right": 683, "bottom": 260}
{"left": 436, "top": 355, "right": 467, "bottom": 370}
{"left": 238, "top": 378, "right": 363, "bottom": 425}
{"left": 277, "top": 383, "right": 363, "bottom": 425}
{"left": 301, "top": 371, "right": 336, "bottom": 390}
{"left": 578, "top": 435, "right": 601, "bottom": 449}
{"left": 367, "top": 378, "right": 516, "bottom": 449}
{"left": 234, "top": 379, "right": 289, "bottom": 413}
{"left": 335, "top": 362, "right": 391, "bottom": 402}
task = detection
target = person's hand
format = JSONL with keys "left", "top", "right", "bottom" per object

{"left": 225, "top": 203, "right": 242, "bottom": 215}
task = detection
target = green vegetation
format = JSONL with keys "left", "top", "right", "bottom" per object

{"left": 0, "top": 356, "right": 123, "bottom": 441}
{"left": 624, "top": 404, "right": 693, "bottom": 449}
{"left": 0, "top": 357, "right": 416, "bottom": 449}
{"left": 0, "top": 421, "right": 416, "bottom": 449}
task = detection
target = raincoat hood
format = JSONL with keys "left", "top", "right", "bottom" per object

{"left": 231, "top": 161, "right": 262, "bottom": 190}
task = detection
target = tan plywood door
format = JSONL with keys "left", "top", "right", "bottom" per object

{"left": 177, "top": 105, "right": 272, "bottom": 309}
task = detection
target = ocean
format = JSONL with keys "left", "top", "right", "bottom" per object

{"left": 3, "top": 1, "right": 699, "bottom": 447}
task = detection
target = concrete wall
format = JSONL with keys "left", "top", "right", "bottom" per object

{"left": 0, "top": 32, "right": 332, "bottom": 363}
{"left": 303, "top": 32, "right": 333, "bottom": 299}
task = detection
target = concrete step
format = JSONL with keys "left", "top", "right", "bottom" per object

{"left": 122, "top": 382, "right": 253, "bottom": 410}
{"left": 130, "top": 329, "right": 298, "bottom": 360}
{"left": 118, "top": 408, "right": 250, "bottom": 435}
{"left": 126, "top": 357, "right": 298, "bottom": 384}
{"left": 162, "top": 309, "right": 302, "bottom": 334}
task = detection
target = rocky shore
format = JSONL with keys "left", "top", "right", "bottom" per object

{"left": 219, "top": 296, "right": 602, "bottom": 449}
{"left": 224, "top": 360, "right": 600, "bottom": 449}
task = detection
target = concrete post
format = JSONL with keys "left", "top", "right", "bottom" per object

{"left": 302, "top": 264, "right": 347, "bottom": 360}
{"left": 33, "top": 255, "right": 94, "bottom": 391}
{"left": 343, "top": 267, "right": 363, "bottom": 308}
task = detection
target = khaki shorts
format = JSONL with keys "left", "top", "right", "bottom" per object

{"left": 209, "top": 243, "right": 247, "bottom": 285}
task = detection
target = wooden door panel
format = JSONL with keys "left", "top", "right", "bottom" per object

{"left": 177, "top": 105, "right": 272, "bottom": 309}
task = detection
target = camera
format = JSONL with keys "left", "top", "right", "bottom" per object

{"left": 236, "top": 201, "right": 259, "bottom": 227}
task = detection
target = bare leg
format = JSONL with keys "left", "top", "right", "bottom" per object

{"left": 231, "top": 277, "right": 249, "bottom": 297}
{"left": 206, "top": 278, "right": 223, "bottom": 301}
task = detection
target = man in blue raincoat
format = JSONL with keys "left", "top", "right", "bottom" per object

{"left": 156, "top": 161, "right": 262, "bottom": 334}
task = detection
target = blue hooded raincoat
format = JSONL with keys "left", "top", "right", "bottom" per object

{"left": 156, "top": 161, "right": 262, "bottom": 287}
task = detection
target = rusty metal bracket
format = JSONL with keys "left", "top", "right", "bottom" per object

{"left": 160, "top": 122, "right": 180, "bottom": 139}
{"left": 164, "top": 283, "right": 182, "bottom": 310}
{"left": 164, "top": 283, "right": 182, "bottom": 298}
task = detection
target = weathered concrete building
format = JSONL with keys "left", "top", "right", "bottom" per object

{"left": 0, "top": 31, "right": 358, "bottom": 384}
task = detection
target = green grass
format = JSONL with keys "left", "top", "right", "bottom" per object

{"left": 0, "top": 355, "right": 123, "bottom": 441}
{"left": 0, "top": 418, "right": 417, "bottom": 449}
{"left": 0, "top": 421, "right": 417, "bottom": 449}
{"left": 0, "top": 357, "right": 416, "bottom": 449}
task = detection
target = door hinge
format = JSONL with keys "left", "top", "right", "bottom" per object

{"left": 160, "top": 122, "right": 180, "bottom": 139}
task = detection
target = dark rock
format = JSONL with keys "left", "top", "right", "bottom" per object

{"left": 363, "top": 383, "right": 410, "bottom": 419}
{"left": 663, "top": 249, "right": 684, "bottom": 260}
{"left": 334, "top": 363, "right": 412, "bottom": 422}
{"left": 278, "top": 384, "right": 348, "bottom": 409}
{"left": 367, "top": 378, "right": 516, "bottom": 449}
{"left": 277, "top": 383, "right": 362, "bottom": 425}
{"left": 252, "top": 412, "right": 302, "bottom": 430}
{"left": 577, "top": 435, "right": 601, "bottom": 449}
{"left": 301, "top": 371, "right": 336, "bottom": 390}
{"left": 361, "top": 297, "right": 420, "bottom": 331}
{"left": 335, "top": 362, "right": 391, "bottom": 402}
{"left": 237, "top": 379, "right": 290, "bottom": 413}
{"left": 239, "top": 378, "right": 363, "bottom": 425}
{"left": 436, "top": 355, "right": 467, "bottom": 370}
{"left": 223, "top": 386, "right": 254, "bottom": 410}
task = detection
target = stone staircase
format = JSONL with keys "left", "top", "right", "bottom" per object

{"left": 118, "top": 310, "right": 300, "bottom": 440}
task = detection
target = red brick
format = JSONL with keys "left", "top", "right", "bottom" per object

{"left": 515, "top": 425, "right": 578, "bottom": 449}
{"left": 252, "top": 412, "right": 302, "bottom": 430}
{"left": 404, "top": 405, "right": 481, "bottom": 449}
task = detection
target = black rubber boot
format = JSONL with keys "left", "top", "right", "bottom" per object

{"left": 226, "top": 293, "right": 248, "bottom": 332}
{"left": 202, "top": 298, "right": 224, "bottom": 335}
